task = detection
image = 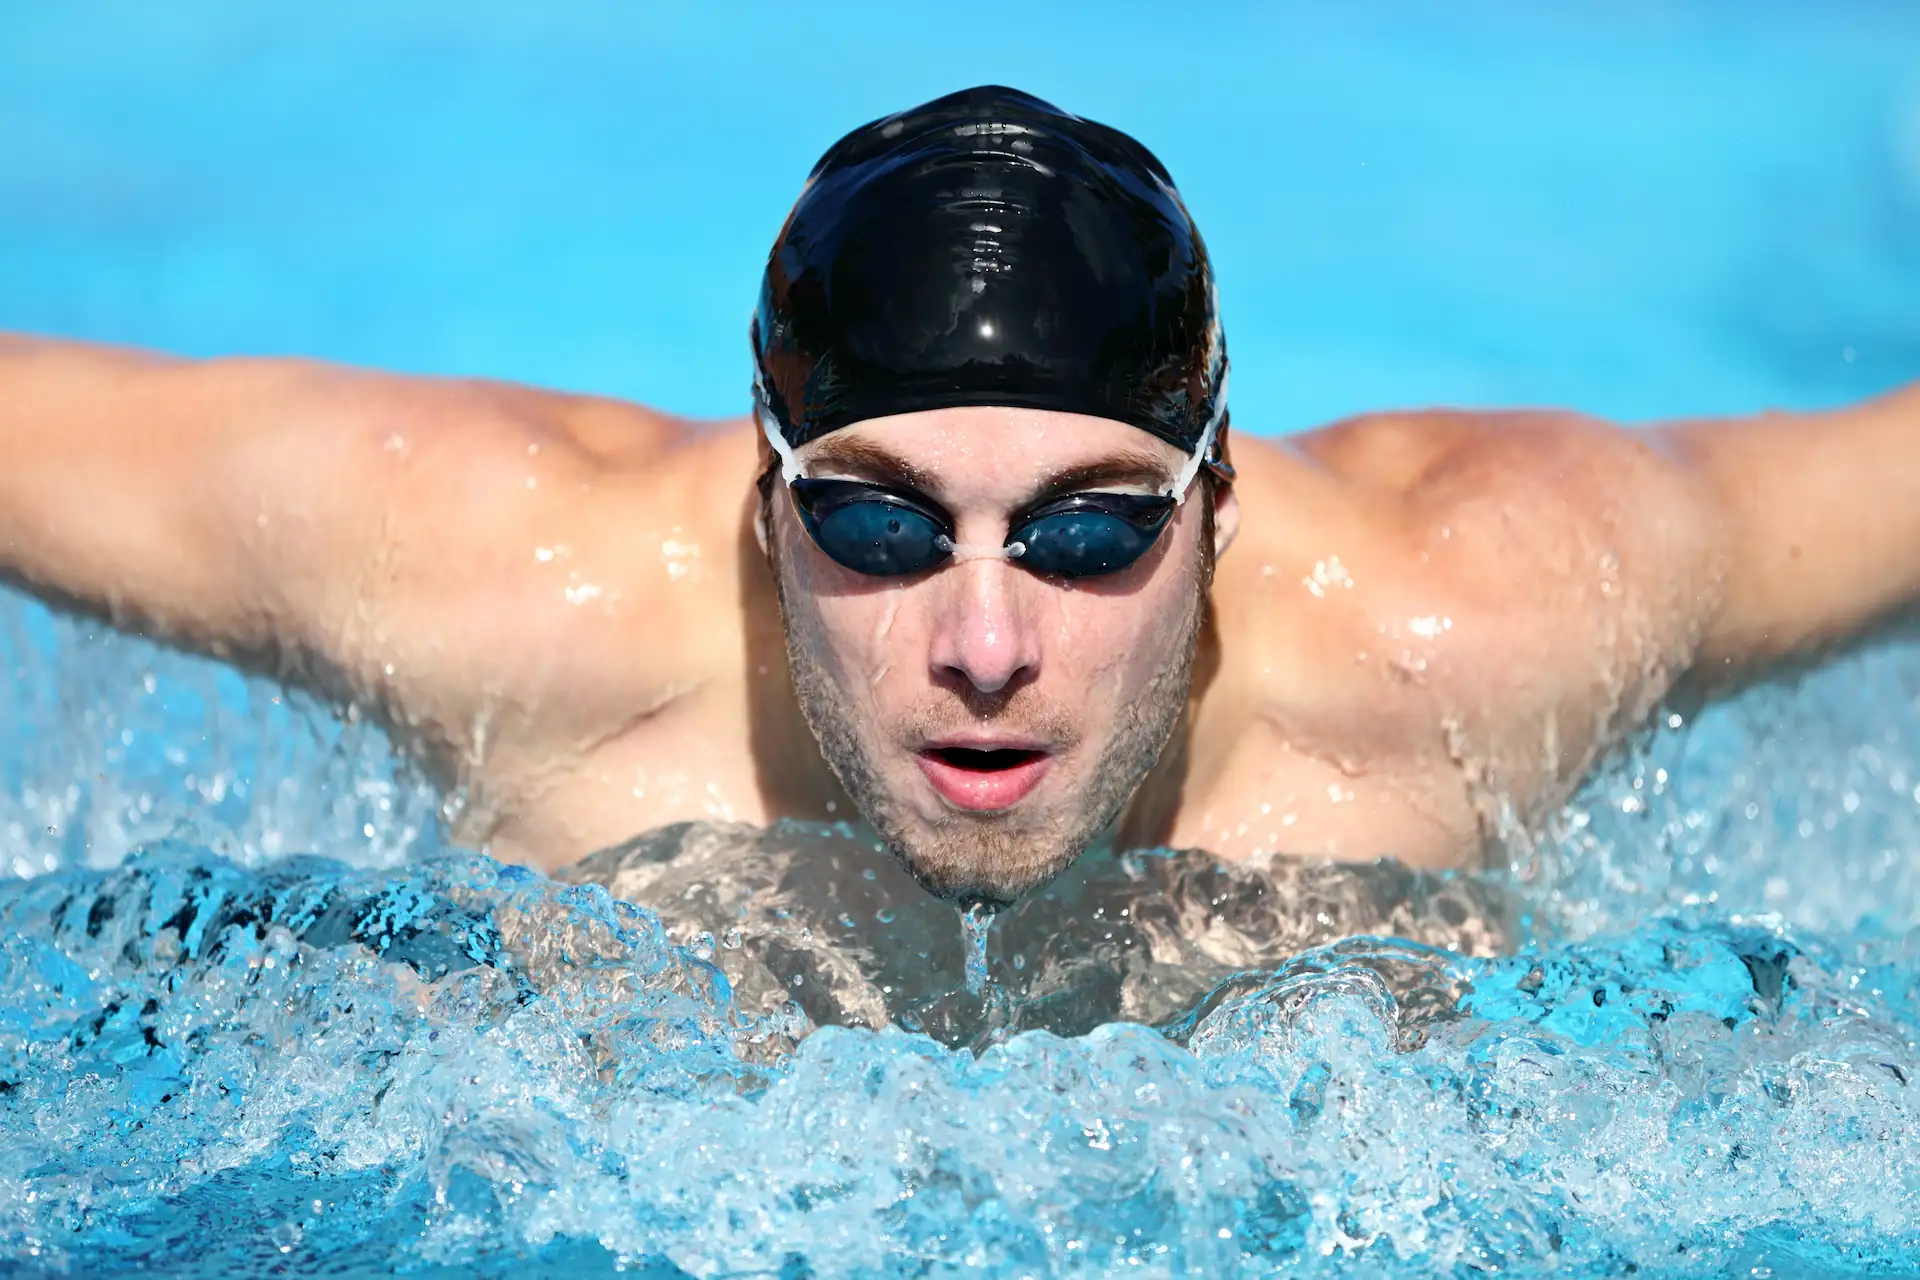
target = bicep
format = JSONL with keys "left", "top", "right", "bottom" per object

{"left": 258, "top": 386, "right": 723, "bottom": 778}
{"left": 1401, "top": 414, "right": 1721, "bottom": 800}
{"left": 2, "top": 336, "right": 714, "bottom": 783}
{"left": 236, "top": 377, "right": 610, "bottom": 730}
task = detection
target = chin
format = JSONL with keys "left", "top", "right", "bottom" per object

{"left": 894, "top": 850, "right": 1079, "bottom": 909}
{"left": 881, "top": 809, "right": 1088, "bottom": 908}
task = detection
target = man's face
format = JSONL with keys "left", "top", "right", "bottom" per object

{"left": 766, "top": 407, "right": 1228, "bottom": 905}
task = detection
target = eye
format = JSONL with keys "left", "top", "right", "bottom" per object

{"left": 1014, "top": 510, "right": 1164, "bottom": 578}
{"left": 812, "top": 500, "right": 949, "bottom": 576}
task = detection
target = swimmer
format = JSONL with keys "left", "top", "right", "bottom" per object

{"left": 2, "top": 86, "right": 1917, "bottom": 905}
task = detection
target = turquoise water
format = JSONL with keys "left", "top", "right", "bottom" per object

{"left": 4, "top": 2, "right": 1920, "bottom": 1275}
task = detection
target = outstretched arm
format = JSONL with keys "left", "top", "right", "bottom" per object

{"left": 0, "top": 334, "right": 693, "bottom": 766}
{"left": 1262, "top": 387, "right": 1918, "bottom": 864}
{"left": 1658, "top": 383, "right": 1920, "bottom": 674}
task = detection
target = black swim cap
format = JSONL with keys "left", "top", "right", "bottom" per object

{"left": 752, "top": 85, "right": 1230, "bottom": 475}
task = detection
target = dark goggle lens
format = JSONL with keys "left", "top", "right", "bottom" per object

{"left": 1012, "top": 495, "right": 1175, "bottom": 578}
{"left": 791, "top": 479, "right": 951, "bottom": 576}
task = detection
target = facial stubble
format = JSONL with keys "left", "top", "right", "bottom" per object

{"left": 768, "top": 495, "right": 1211, "bottom": 906}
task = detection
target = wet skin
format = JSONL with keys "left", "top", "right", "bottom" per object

{"left": 763, "top": 411, "right": 1220, "bottom": 901}
{"left": 3, "top": 335, "right": 1919, "bottom": 889}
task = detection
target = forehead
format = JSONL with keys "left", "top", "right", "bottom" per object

{"left": 793, "top": 407, "right": 1185, "bottom": 498}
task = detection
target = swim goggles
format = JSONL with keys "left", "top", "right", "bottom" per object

{"left": 755, "top": 373, "right": 1230, "bottom": 581}
{"left": 787, "top": 476, "right": 1177, "bottom": 579}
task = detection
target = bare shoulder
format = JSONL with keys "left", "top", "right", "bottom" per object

{"left": 348, "top": 370, "right": 761, "bottom": 667}
{"left": 1291, "top": 405, "right": 1694, "bottom": 510}
{"left": 228, "top": 361, "right": 765, "bottom": 770}
{"left": 1198, "top": 409, "right": 1719, "bottom": 859}
{"left": 1273, "top": 407, "right": 1713, "bottom": 596}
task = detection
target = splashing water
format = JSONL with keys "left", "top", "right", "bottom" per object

{"left": 5, "top": 596, "right": 1920, "bottom": 1277}
{"left": 961, "top": 902, "right": 994, "bottom": 998}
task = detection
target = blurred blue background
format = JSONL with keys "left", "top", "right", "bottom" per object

{"left": 2, "top": 0, "right": 1916, "bottom": 434}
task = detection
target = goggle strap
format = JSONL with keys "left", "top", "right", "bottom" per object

{"left": 754, "top": 371, "right": 804, "bottom": 484}
{"left": 1168, "top": 368, "right": 1229, "bottom": 505}
{"left": 760, "top": 362, "right": 1227, "bottom": 503}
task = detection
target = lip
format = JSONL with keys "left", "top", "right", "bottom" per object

{"left": 915, "top": 742, "right": 1054, "bottom": 812}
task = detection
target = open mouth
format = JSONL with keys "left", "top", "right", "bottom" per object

{"left": 925, "top": 746, "right": 1047, "bottom": 772}
{"left": 916, "top": 745, "right": 1053, "bottom": 812}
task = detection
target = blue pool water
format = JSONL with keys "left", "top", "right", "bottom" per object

{"left": 4, "top": 3, "right": 1920, "bottom": 1275}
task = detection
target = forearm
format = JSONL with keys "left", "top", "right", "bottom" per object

{"left": 1661, "top": 384, "right": 1920, "bottom": 669}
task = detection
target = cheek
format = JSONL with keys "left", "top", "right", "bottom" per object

{"left": 1042, "top": 558, "right": 1201, "bottom": 700}
{"left": 778, "top": 523, "right": 925, "bottom": 696}
{"left": 810, "top": 593, "right": 918, "bottom": 686}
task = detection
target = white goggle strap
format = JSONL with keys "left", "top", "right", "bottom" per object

{"left": 1167, "top": 368, "right": 1229, "bottom": 505}
{"left": 754, "top": 370, "right": 804, "bottom": 484}
{"left": 760, "top": 363, "right": 1227, "bottom": 509}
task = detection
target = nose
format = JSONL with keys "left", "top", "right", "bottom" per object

{"left": 927, "top": 558, "right": 1040, "bottom": 695}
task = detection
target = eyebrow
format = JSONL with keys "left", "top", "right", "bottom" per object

{"left": 802, "top": 438, "right": 1177, "bottom": 505}
{"left": 802, "top": 437, "right": 940, "bottom": 492}
{"left": 1028, "top": 450, "right": 1178, "bottom": 504}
